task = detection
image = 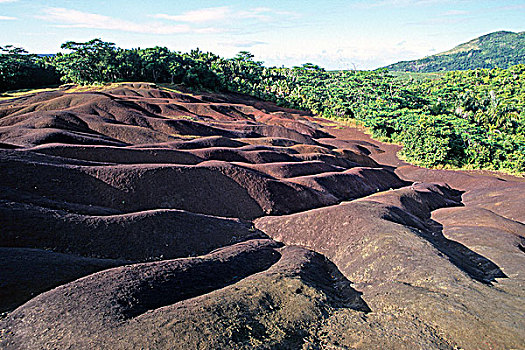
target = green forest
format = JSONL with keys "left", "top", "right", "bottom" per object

{"left": 1, "top": 39, "right": 524, "bottom": 174}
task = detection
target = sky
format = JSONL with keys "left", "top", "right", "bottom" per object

{"left": 0, "top": 0, "right": 524, "bottom": 70}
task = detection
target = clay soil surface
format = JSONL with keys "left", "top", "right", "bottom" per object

{"left": 1, "top": 83, "right": 524, "bottom": 349}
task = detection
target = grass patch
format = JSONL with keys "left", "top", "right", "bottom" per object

{"left": 169, "top": 133, "right": 201, "bottom": 140}
{"left": 0, "top": 87, "right": 60, "bottom": 101}
{"left": 158, "top": 83, "right": 198, "bottom": 96}
{"left": 62, "top": 83, "right": 123, "bottom": 93}
{"left": 164, "top": 115, "right": 200, "bottom": 122}
{"left": 0, "top": 82, "right": 198, "bottom": 101}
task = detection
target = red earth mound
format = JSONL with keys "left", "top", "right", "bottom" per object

{"left": 1, "top": 84, "right": 524, "bottom": 349}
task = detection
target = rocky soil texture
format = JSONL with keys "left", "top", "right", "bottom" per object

{"left": 1, "top": 84, "right": 524, "bottom": 349}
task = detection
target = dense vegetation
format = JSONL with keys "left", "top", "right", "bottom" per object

{"left": 1, "top": 39, "right": 524, "bottom": 174}
{"left": 48, "top": 39, "right": 222, "bottom": 89}
{"left": 229, "top": 64, "right": 525, "bottom": 173}
{"left": 385, "top": 31, "right": 525, "bottom": 72}
{"left": 0, "top": 46, "right": 59, "bottom": 92}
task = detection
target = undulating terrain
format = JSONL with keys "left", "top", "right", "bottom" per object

{"left": 0, "top": 83, "right": 524, "bottom": 349}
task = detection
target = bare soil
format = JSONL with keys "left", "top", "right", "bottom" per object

{"left": 1, "top": 84, "right": 523, "bottom": 349}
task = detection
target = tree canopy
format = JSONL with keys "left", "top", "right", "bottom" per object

{"left": 0, "top": 45, "right": 59, "bottom": 91}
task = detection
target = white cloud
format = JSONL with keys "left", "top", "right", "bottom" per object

{"left": 0, "top": 0, "right": 18, "bottom": 3}
{"left": 38, "top": 7, "right": 219, "bottom": 35}
{"left": 153, "top": 7, "right": 230, "bottom": 23}
{"left": 237, "top": 7, "right": 299, "bottom": 21}
{"left": 408, "top": 16, "right": 470, "bottom": 26}
{"left": 154, "top": 6, "right": 300, "bottom": 25}
{"left": 0, "top": 15, "right": 16, "bottom": 20}
{"left": 220, "top": 40, "right": 267, "bottom": 48}
{"left": 237, "top": 8, "right": 272, "bottom": 21}
{"left": 33, "top": 5, "right": 301, "bottom": 44}
{"left": 354, "top": 0, "right": 457, "bottom": 8}
{"left": 261, "top": 38, "right": 435, "bottom": 70}
{"left": 494, "top": 4, "right": 525, "bottom": 11}
{"left": 441, "top": 10, "right": 469, "bottom": 16}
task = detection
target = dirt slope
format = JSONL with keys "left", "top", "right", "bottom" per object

{"left": 1, "top": 83, "right": 524, "bottom": 349}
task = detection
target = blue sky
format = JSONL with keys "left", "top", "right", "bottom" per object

{"left": 0, "top": 0, "right": 524, "bottom": 69}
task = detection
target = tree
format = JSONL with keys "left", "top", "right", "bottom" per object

{"left": 50, "top": 39, "right": 120, "bottom": 84}
{"left": 138, "top": 46, "right": 171, "bottom": 83}
{"left": 116, "top": 48, "right": 143, "bottom": 82}
{"left": 0, "top": 45, "right": 59, "bottom": 92}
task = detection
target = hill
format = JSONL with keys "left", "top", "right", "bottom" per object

{"left": 385, "top": 31, "right": 525, "bottom": 72}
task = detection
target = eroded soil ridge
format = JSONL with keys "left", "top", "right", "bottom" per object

{"left": 1, "top": 84, "right": 524, "bottom": 349}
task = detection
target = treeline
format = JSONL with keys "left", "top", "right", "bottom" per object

{"left": 0, "top": 39, "right": 255, "bottom": 92}
{"left": 0, "top": 46, "right": 60, "bottom": 91}
{"left": 1, "top": 39, "right": 524, "bottom": 173}
{"left": 48, "top": 39, "right": 223, "bottom": 89}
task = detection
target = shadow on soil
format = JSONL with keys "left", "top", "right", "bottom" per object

{"left": 394, "top": 186, "right": 507, "bottom": 284}
{"left": 417, "top": 220, "right": 507, "bottom": 284}
{"left": 301, "top": 253, "right": 371, "bottom": 313}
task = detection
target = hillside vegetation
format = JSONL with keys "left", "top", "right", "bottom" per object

{"left": 1, "top": 39, "right": 524, "bottom": 174}
{"left": 385, "top": 31, "right": 525, "bottom": 72}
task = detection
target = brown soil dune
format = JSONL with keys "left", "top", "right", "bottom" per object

{"left": 1, "top": 84, "right": 524, "bottom": 349}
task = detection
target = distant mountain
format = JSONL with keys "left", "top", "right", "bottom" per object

{"left": 385, "top": 31, "right": 525, "bottom": 72}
